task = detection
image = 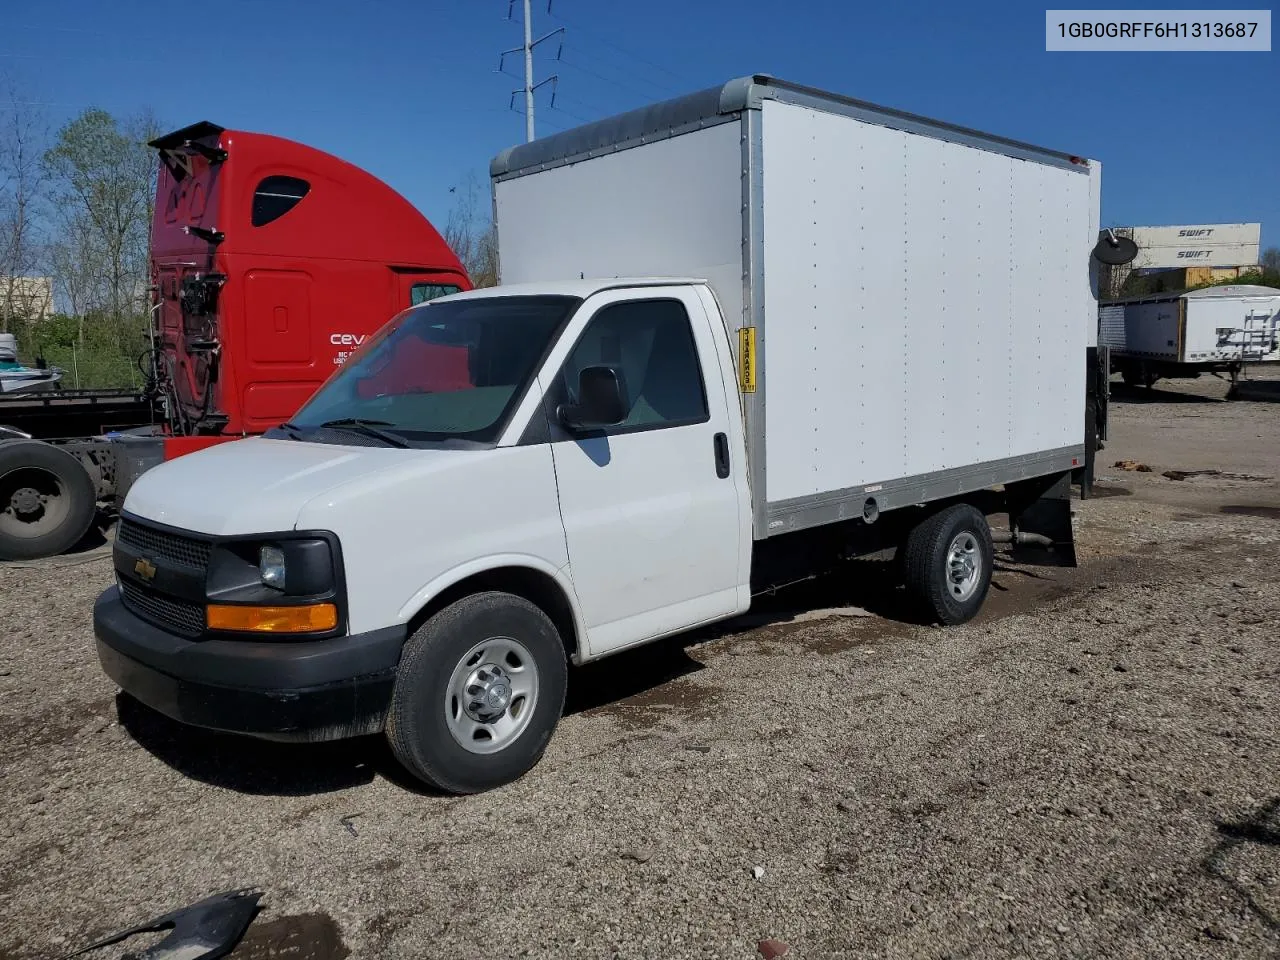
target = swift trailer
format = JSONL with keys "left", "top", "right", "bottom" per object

{"left": 94, "top": 76, "right": 1122, "bottom": 795}
{"left": 1100, "top": 284, "right": 1280, "bottom": 389}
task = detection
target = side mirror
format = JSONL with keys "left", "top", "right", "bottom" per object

{"left": 558, "top": 365, "right": 628, "bottom": 431}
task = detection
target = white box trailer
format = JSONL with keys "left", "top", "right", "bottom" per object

{"left": 1100, "top": 284, "right": 1280, "bottom": 387}
{"left": 492, "top": 75, "right": 1104, "bottom": 538}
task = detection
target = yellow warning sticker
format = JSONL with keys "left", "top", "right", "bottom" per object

{"left": 739, "top": 326, "right": 757, "bottom": 394}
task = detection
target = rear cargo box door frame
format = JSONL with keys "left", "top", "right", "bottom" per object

{"left": 740, "top": 106, "right": 769, "bottom": 540}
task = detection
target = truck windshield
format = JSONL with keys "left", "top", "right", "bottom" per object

{"left": 288, "top": 295, "right": 580, "bottom": 445}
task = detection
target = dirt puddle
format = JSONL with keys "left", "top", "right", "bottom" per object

{"left": 231, "top": 912, "right": 350, "bottom": 959}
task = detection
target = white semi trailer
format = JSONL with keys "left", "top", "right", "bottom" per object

{"left": 94, "top": 76, "right": 1120, "bottom": 793}
{"left": 1100, "top": 284, "right": 1280, "bottom": 389}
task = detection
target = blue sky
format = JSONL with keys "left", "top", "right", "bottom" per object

{"left": 4, "top": 0, "right": 1278, "bottom": 246}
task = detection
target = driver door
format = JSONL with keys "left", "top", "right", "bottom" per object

{"left": 541, "top": 287, "right": 750, "bottom": 656}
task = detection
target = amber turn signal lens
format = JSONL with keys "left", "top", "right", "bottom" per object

{"left": 206, "top": 602, "right": 338, "bottom": 633}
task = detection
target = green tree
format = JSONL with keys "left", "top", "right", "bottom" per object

{"left": 1191, "top": 267, "right": 1280, "bottom": 291}
{"left": 43, "top": 107, "right": 161, "bottom": 325}
{"left": 15, "top": 309, "right": 149, "bottom": 388}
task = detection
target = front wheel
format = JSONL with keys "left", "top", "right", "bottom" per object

{"left": 386, "top": 591, "right": 568, "bottom": 794}
{"left": 901, "top": 503, "right": 994, "bottom": 625}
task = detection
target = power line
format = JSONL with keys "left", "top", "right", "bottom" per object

{"left": 559, "top": 40, "right": 679, "bottom": 97}
{"left": 554, "top": 90, "right": 615, "bottom": 115}
{"left": 0, "top": 51, "right": 162, "bottom": 66}
{"left": 7, "top": 22, "right": 137, "bottom": 35}
{"left": 558, "top": 56, "right": 666, "bottom": 105}
{"left": 545, "top": 8, "right": 699, "bottom": 88}
{"left": 548, "top": 104, "right": 592, "bottom": 125}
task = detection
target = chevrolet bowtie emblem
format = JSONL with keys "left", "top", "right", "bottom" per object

{"left": 134, "top": 557, "right": 157, "bottom": 581}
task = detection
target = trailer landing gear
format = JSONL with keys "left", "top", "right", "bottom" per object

{"left": 1226, "top": 362, "right": 1244, "bottom": 401}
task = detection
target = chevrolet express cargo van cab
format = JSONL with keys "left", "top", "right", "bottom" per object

{"left": 94, "top": 76, "right": 1126, "bottom": 794}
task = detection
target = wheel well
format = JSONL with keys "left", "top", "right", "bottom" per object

{"left": 885, "top": 492, "right": 1006, "bottom": 534}
{"left": 406, "top": 567, "right": 579, "bottom": 661}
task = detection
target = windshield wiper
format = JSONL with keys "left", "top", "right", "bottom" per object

{"left": 276, "top": 421, "right": 308, "bottom": 440}
{"left": 318, "top": 417, "right": 411, "bottom": 448}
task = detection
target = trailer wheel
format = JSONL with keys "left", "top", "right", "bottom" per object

{"left": 386, "top": 591, "right": 568, "bottom": 794}
{"left": 0, "top": 440, "right": 97, "bottom": 562}
{"left": 901, "top": 503, "right": 993, "bottom": 625}
{"left": 1121, "top": 361, "right": 1157, "bottom": 389}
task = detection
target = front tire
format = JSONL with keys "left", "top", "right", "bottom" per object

{"left": 901, "top": 503, "right": 994, "bottom": 625}
{"left": 386, "top": 591, "right": 568, "bottom": 794}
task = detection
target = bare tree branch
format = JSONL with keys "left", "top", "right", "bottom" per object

{"left": 0, "top": 76, "right": 51, "bottom": 332}
{"left": 443, "top": 171, "right": 499, "bottom": 288}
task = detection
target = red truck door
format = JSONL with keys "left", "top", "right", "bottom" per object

{"left": 239, "top": 267, "right": 316, "bottom": 429}
{"left": 236, "top": 269, "right": 467, "bottom": 431}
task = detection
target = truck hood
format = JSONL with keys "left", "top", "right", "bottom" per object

{"left": 122, "top": 436, "right": 466, "bottom": 536}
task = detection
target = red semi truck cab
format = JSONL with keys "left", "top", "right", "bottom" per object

{"left": 149, "top": 121, "right": 471, "bottom": 441}
{"left": 0, "top": 122, "right": 471, "bottom": 561}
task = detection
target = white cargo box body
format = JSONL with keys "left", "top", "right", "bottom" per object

{"left": 1100, "top": 285, "right": 1280, "bottom": 364}
{"left": 491, "top": 76, "right": 1100, "bottom": 538}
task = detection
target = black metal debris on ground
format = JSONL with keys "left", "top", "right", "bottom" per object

{"left": 56, "top": 888, "right": 263, "bottom": 960}
{"left": 340, "top": 813, "right": 362, "bottom": 837}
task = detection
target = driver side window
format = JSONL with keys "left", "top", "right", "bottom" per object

{"left": 558, "top": 299, "right": 709, "bottom": 432}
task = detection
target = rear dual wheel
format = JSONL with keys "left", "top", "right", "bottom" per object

{"left": 386, "top": 591, "right": 568, "bottom": 794}
{"left": 0, "top": 440, "right": 96, "bottom": 561}
{"left": 901, "top": 503, "right": 994, "bottom": 625}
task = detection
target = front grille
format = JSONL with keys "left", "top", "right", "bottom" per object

{"left": 120, "top": 579, "right": 205, "bottom": 637}
{"left": 118, "top": 519, "right": 211, "bottom": 571}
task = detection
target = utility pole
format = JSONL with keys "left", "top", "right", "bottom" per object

{"left": 521, "top": 0, "right": 535, "bottom": 143}
{"left": 500, "top": 0, "right": 563, "bottom": 142}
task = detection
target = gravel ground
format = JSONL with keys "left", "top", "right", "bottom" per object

{"left": 1, "top": 377, "right": 1277, "bottom": 960}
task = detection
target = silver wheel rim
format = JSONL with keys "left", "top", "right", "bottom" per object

{"left": 945, "top": 531, "right": 982, "bottom": 602}
{"left": 444, "top": 636, "right": 539, "bottom": 755}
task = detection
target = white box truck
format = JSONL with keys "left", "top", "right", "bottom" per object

{"left": 93, "top": 76, "right": 1115, "bottom": 794}
{"left": 1100, "top": 284, "right": 1280, "bottom": 388}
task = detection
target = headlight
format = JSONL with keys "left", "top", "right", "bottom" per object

{"left": 259, "top": 544, "right": 287, "bottom": 590}
{"left": 205, "top": 536, "right": 341, "bottom": 634}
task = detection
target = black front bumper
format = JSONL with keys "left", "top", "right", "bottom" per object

{"left": 93, "top": 586, "right": 405, "bottom": 742}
